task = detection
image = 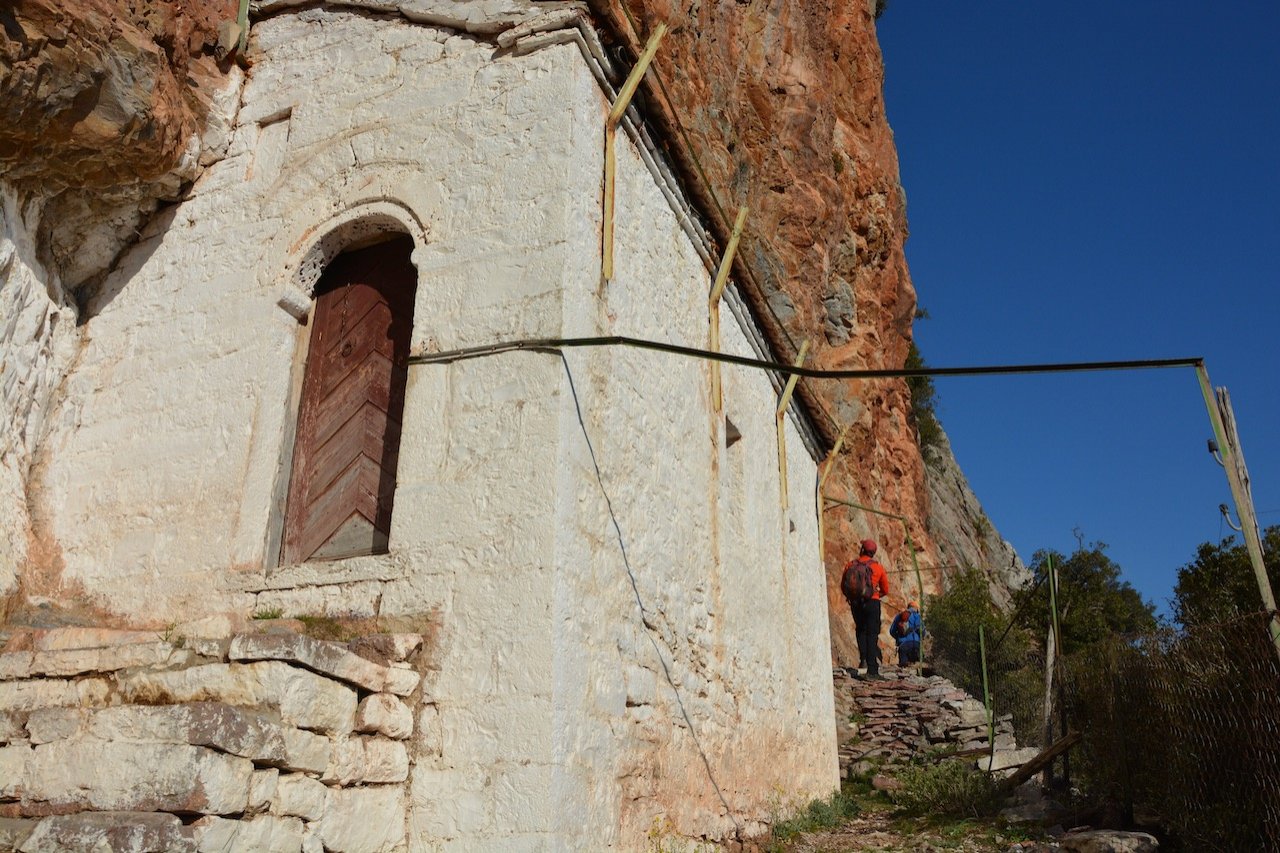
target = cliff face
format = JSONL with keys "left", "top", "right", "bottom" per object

{"left": 0, "top": 0, "right": 238, "bottom": 286}
{"left": 0, "top": 0, "right": 234, "bottom": 190}
{"left": 0, "top": 0, "right": 1025, "bottom": 657}
{"left": 591, "top": 0, "right": 1010, "bottom": 660}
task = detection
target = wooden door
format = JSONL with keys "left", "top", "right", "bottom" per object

{"left": 281, "top": 236, "right": 417, "bottom": 564}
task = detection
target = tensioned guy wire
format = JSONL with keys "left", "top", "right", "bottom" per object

{"left": 557, "top": 352, "right": 743, "bottom": 837}
{"left": 408, "top": 334, "right": 1203, "bottom": 379}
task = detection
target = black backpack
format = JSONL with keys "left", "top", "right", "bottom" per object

{"left": 841, "top": 557, "right": 875, "bottom": 604}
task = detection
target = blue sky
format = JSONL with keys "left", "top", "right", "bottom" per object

{"left": 875, "top": 2, "right": 1279, "bottom": 616}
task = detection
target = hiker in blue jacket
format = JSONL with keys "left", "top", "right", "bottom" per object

{"left": 890, "top": 601, "right": 923, "bottom": 667}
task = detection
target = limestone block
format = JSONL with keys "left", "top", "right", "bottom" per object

{"left": 355, "top": 694, "right": 413, "bottom": 739}
{"left": 24, "top": 708, "right": 84, "bottom": 744}
{"left": 384, "top": 666, "right": 421, "bottom": 697}
{"left": 0, "top": 653, "right": 32, "bottom": 681}
{"left": 18, "top": 811, "right": 196, "bottom": 852}
{"left": 273, "top": 774, "right": 327, "bottom": 821}
{"left": 189, "top": 637, "right": 232, "bottom": 660}
{"left": 0, "top": 744, "right": 32, "bottom": 798}
{"left": 260, "top": 662, "right": 357, "bottom": 735}
{"left": 281, "top": 727, "right": 332, "bottom": 774}
{"left": 491, "top": 764, "right": 551, "bottom": 833}
{"left": 0, "top": 818, "right": 36, "bottom": 852}
{"left": 416, "top": 705, "right": 442, "bottom": 757}
{"left": 193, "top": 815, "right": 304, "bottom": 853}
{"left": 117, "top": 663, "right": 356, "bottom": 734}
{"left": 318, "top": 786, "right": 406, "bottom": 853}
{"left": 0, "top": 678, "right": 111, "bottom": 713}
{"left": 18, "top": 642, "right": 193, "bottom": 679}
{"left": 348, "top": 634, "right": 424, "bottom": 664}
{"left": 0, "top": 711, "right": 22, "bottom": 743}
{"left": 249, "top": 768, "right": 280, "bottom": 812}
{"left": 323, "top": 736, "right": 410, "bottom": 785}
{"left": 229, "top": 634, "right": 389, "bottom": 692}
{"left": 302, "top": 826, "right": 324, "bottom": 853}
{"left": 23, "top": 741, "right": 252, "bottom": 814}
{"left": 1058, "top": 831, "right": 1160, "bottom": 853}
{"left": 30, "top": 628, "right": 157, "bottom": 651}
{"left": 976, "top": 746, "right": 1040, "bottom": 773}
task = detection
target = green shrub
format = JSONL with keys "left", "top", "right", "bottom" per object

{"left": 891, "top": 759, "right": 1002, "bottom": 818}
{"left": 905, "top": 342, "right": 943, "bottom": 452}
{"left": 769, "top": 788, "right": 860, "bottom": 842}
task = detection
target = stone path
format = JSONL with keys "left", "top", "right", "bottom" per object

{"left": 833, "top": 667, "right": 1035, "bottom": 781}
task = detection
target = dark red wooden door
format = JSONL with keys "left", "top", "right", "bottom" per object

{"left": 281, "top": 236, "right": 417, "bottom": 564}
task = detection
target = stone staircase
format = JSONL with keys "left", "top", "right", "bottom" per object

{"left": 832, "top": 667, "right": 1038, "bottom": 780}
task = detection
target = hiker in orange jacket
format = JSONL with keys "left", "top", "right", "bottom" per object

{"left": 841, "top": 538, "right": 891, "bottom": 679}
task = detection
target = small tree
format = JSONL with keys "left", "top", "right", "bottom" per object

{"left": 1172, "top": 525, "right": 1280, "bottom": 628}
{"left": 1018, "top": 543, "right": 1157, "bottom": 654}
{"left": 905, "top": 342, "right": 943, "bottom": 452}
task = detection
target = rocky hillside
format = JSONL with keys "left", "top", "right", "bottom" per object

{"left": 0, "top": 0, "right": 1026, "bottom": 650}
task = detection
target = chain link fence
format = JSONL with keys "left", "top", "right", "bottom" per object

{"left": 930, "top": 606, "right": 1280, "bottom": 848}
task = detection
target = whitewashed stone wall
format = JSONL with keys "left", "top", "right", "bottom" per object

{"left": 7, "top": 6, "right": 837, "bottom": 848}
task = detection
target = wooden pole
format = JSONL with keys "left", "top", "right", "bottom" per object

{"left": 709, "top": 206, "right": 749, "bottom": 413}
{"left": 980, "top": 624, "right": 994, "bottom": 773}
{"left": 237, "top": 0, "right": 249, "bottom": 53}
{"left": 601, "top": 23, "right": 669, "bottom": 283}
{"left": 775, "top": 340, "right": 810, "bottom": 510}
{"left": 1195, "top": 364, "right": 1280, "bottom": 663}
{"left": 1041, "top": 598, "right": 1057, "bottom": 787}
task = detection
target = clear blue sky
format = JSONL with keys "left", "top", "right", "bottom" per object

{"left": 876, "top": 2, "right": 1279, "bottom": 617}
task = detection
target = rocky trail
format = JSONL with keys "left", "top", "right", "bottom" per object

{"left": 766, "top": 666, "right": 1160, "bottom": 853}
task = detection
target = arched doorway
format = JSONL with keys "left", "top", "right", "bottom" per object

{"left": 280, "top": 234, "right": 418, "bottom": 564}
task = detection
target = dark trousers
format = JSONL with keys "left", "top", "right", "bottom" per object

{"left": 853, "top": 598, "right": 882, "bottom": 675}
{"left": 898, "top": 639, "right": 920, "bottom": 667}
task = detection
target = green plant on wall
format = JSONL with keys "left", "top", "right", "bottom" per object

{"left": 905, "top": 340, "right": 943, "bottom": 452}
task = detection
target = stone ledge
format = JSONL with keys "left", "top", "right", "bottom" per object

{"left": 229, "top": 634, "right": 420, "bottom": 697}
{"left": 227, "top": 553, "right": 413, "bottom": 593}
{"left": 20, "top": 741, "right": 252, "bottom": 815}
{"left": 117, "top": 663, "right": 357, "bottom": 735}
{"left": 0, "top": 642, "right": 193, "bottom": 682}
{"left": 18, "top": 811, "right": 197, "bottom": 853}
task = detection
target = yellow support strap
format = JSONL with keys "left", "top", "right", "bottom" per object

{"left": 601, "top": 23, "right": 668, "bottom": 283}
{"left": 607, "top": 23, "right": 669, "bottom": 129}
{"left": 776, "top": 340, "right": 810, "bottom": 511}
{"left": 709, "top": 206, "right": 749, "bottom": 413}
{"left": 819, "top": 422, "right": 853, "bottom": 489}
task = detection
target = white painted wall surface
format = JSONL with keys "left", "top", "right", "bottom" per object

{"left": 22, "top": 8, "right": 835, "bottom": 848}
{"left": 0, "top": 187, "right": 77, "bottom": 603}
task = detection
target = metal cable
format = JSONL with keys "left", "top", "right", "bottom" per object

{"left": 409, "top": 334, "right": 1203, "bottom": 380}
{"left": 557, "top": 352, "right": 743, "bottom": 837}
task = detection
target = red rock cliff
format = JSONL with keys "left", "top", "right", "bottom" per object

{"left": 590, "top": 0, "right": 937, "bottom": 662}
{"left": 0, "top": 0, "right": 235, "bottom": 190}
